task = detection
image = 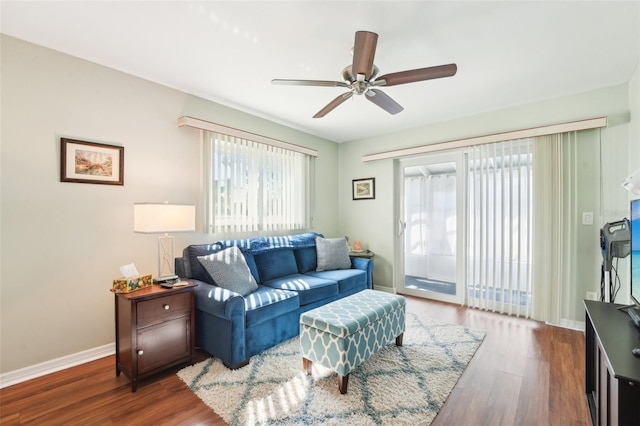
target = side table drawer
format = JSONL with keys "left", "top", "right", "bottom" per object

{"left": 137, "top": 292, "right": 190, "bottom": 327}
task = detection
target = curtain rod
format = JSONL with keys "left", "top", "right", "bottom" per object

{"left": 177, "top": 116, "right": 318, "bottom": 157}
{"left": 362, "top": 116, "right": 607, "bottom": 162}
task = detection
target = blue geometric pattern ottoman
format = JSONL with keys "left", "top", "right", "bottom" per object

{"left": 299, "top": 289, "right": 406, "bottom": 394}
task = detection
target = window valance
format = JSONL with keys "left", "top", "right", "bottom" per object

{"left": 177, "top": 116, "right": 318, "bottom": 157}
{"left": 362, "top": 116, "right": 607, "bottom": 162}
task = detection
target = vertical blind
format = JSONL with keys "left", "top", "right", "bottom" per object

{"left": 466, "top": 139, "right": 533, "bottom": 317}
{"left": 204, "top": 131, "right": 312, "bottom": 234}
{"left": 531, "top": 131, "right": 579, "bottom": 326}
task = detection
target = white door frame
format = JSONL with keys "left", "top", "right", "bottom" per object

{"left": 395, "top": 151, "right": 466, "bottom": 304}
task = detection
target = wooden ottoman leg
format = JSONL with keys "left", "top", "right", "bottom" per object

{"left": 302, "top": 357, "right": 312, "bottom": 376}
{"left": 396, "top": 332, "right": 404, "bottom": 347}
{"left": 338, "top": 374, "right": 349, "bottom": 394}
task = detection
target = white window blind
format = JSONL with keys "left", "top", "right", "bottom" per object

{"left": 466, "top": 139, "right": 533, "bottom": 317}
{"left": 203, "top": 131, "right": 312, "bottom": 234}
{"left": 531, "top": 131, "right": 580, "bottom": 326}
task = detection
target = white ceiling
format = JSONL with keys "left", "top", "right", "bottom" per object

{"left": 1, "top": 1, "right": 638, "bottom": 143}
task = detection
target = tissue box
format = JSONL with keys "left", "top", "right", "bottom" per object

{"left": 112, "top": 274, "right": 153, "bottom": 294}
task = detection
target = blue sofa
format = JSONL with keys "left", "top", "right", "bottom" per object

{"left": 175, "top": 232, "right": 373, "bottom": 368}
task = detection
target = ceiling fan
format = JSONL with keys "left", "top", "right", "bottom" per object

{"left": 272, "top": 30, "right": 457, "bottom": 118}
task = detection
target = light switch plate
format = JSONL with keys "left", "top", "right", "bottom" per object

{"left": 582, "top": 212, "right": 593, "bottom": 225}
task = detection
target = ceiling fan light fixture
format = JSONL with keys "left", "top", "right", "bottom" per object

{"left": 352, "top": 81, "right": 369, "bottom": 95}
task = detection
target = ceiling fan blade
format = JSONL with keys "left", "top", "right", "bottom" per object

{"left": 313, "top": 92, "right": 353, "bottom": 118}
{"left": 352, "top": 31, "right": 378, "bottom": 79}
{"left": 365, "top": 89, "right": 404, "bottom": 115}
{"left": 272, "top": 79, "right": 350, "bottom": 88}
{"left": 378, "top": 63, "right": 457, "bottom": 87}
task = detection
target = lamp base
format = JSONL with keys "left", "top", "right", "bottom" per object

{"left": 157, "top": 234, "right": 175, "bottom": 278}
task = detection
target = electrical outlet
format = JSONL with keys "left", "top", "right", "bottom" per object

{"left": 586, "top": 291, "right": 598, "bottom": 301}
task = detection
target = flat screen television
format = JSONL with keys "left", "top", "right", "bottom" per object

{"left": 626, "top": 198, "right": 640, "bottom": 330}
{"left": 631, "top": 198, "right": 640, "bottom": 307}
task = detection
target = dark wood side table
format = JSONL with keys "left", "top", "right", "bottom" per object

{"left": 349, "top": 250, "right": 374, "bottom": 259}
{"left": 114, "top": 282, "right": 196, "bottom": 392}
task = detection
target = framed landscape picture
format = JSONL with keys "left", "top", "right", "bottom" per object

{"left": 352, "top": 177, "right": 375, "bottom": 200}
{"left": 60, "top": 138, "right": 124, "bottom": 185}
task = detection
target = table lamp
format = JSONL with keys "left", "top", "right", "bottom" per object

{"left": 134, "top": 202, "right": 195, "bottom": 282}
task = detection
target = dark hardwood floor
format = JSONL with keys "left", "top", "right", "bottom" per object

{"left": 0, "top": 296, "right": 591, "bottom": 425}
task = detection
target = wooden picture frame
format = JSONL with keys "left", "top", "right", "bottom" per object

{"left": 60, "top": 138, "right": 124, "bottom": 185}
{"left": 352, "top": 177, "right": 375, "bottom": 200}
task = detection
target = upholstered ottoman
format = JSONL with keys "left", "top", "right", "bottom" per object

{"left": 299, "top": 289, "right": 406, "bottom": 394}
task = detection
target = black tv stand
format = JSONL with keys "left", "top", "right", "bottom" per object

{"left": 584, "top": 300, "right": 640, "bottom": 425}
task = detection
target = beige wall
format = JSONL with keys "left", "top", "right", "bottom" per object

{"left": 0, "top": 35, "right": 340, "bottom": 373}
{"left": 1, "top": 32, "right": 637, "bottom": 375}
{"left": 338, "top": 84, "right": 632, "bottom": 322}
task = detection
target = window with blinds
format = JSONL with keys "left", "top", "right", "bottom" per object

{"left": 203, "top": 131, "right": 313, "bottom": 234}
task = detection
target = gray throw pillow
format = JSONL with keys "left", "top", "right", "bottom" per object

{"left": 197, "top": 246, "right": 258, "bottom": 296}
{"left": 315, "top": 237, "right": 351, "bottom": 271}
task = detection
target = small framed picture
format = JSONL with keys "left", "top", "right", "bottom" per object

{"left": 352, "top": 177, "right": 375, "bottom": 200}
{"left": 60, "top": 138, "right": 124, "bottom": 185}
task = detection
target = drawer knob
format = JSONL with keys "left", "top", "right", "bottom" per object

{"left": 137, "top": 350, "right": 144, "bottom": 355}
{"left": 163, "top": 304, "right": 170, "bottom": 310}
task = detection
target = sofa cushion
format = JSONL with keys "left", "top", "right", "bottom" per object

{"left": 294, "top": 246, "right": 317, "bottom": 273}
{"left": 315, "top": 237, "right": 351, "bottom": 271}
{"left": 242, "top": 252, "right": 260, "bottom": 283}
{"left": 254, "top": 248, "right": 298, "bottom": 282}
{"left": 197, "top": 246, "right": 259, "bottom": 296}
{"left": 307, "top": 269, "right": 367, "bottom": 294}
{"left": 184, "top": 243, "right": 225, "bottom": 284}
{"left": 262, "top": 274, "right": 339, "bottom": 305}
{"left": 244, "top": 286, "right": 299, "bottom": 327}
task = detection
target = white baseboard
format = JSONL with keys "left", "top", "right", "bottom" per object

{"left": 558, "top": 318, "right": 586, "bottom": 332}
{"left": 0, "top": 343, "right": 115, "bottom": 389}
{"left": 373, "top": 285, "right": 396, "bottom": 294}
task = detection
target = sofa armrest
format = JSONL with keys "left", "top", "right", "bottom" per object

{"left": 192, "top": 280, "right": 248, "bottom": 367}
{"left": 350, "top": 257, "right": 373, "bottom": 289}
{"left": 193, "top": 281, "right": 246, "bottom": 320}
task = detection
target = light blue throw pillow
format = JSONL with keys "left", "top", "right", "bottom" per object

{"left": 198, "top": 246, "right": 259, "bottom": 296}
{"left": 315, "top": 237, "right": 351, "bottom": 271}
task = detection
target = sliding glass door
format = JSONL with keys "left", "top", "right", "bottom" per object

{"left": 396, "top": 152, "right": 465, "bottom": 304}
{"left": 395, "top": 141, "right": 533, "bottom": 315}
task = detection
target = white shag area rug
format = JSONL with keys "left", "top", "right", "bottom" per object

{"left": 177, "top": 312, "right": 485, "bottom": 426}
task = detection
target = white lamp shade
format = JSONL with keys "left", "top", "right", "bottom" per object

{"left": 134, "top": 203, "right": 196, "bottom": 233}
